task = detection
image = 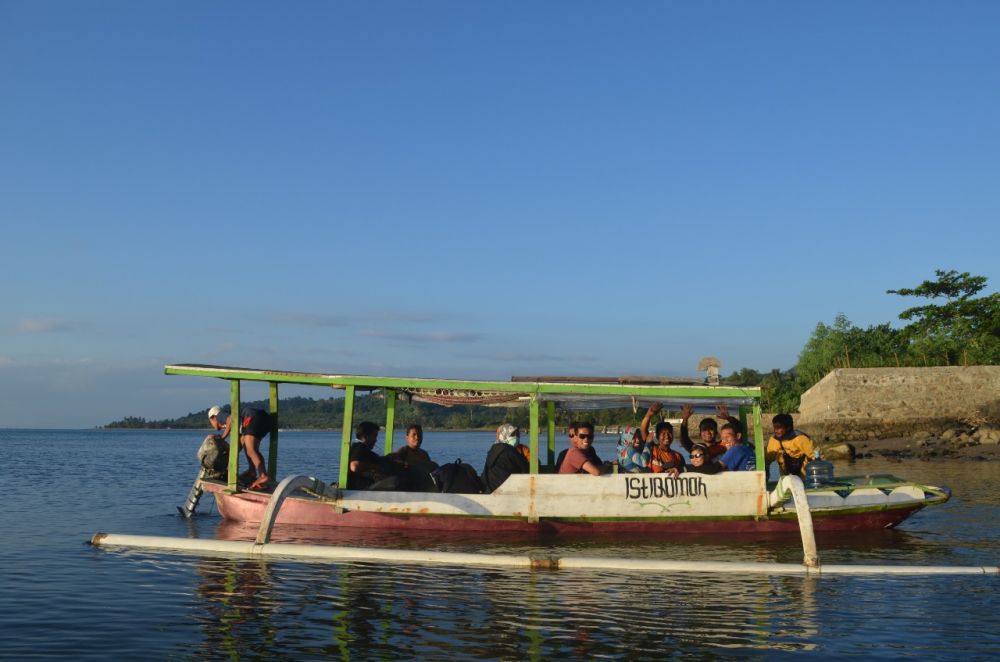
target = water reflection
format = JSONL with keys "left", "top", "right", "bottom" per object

{"left": 183, "top": 543, "right": 832, "bottom": 659}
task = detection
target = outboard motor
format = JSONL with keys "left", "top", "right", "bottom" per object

{"left": 179, "top": 436, "right": 230, "bottom": 518}
{"left": 197, "top": 434, "right": 230, "bottom": 479}
{"left": 805, "top": 457, "right": 834, "bottom": 489}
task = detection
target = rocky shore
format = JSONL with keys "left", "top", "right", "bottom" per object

{"left": 818, "top": 424, "right": 1000, "bottom": 462}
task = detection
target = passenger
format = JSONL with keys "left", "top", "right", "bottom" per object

{"left": 482, "top": 423, "right": 530, "bottom": 493}
{"left": 679, "top": 403, "right": 740, "bottom": 459}
{"left": 716, "top": 423, "right": 756, "bottom": 471}
{"left": 347, "top": 421, "right": 400, "bottom": 490}
{"left": 501, "top": 423, "right": 532, "bottom": 462}
{"left": 208, "top": 405, "right": 272, "bottom": 490}
{"left": 558, "top": 421, "right": 609, "bottom": 475}
{"left": 765, "top": 413, "right": 815, "bottom": 477}
{"left": 390, "top": 424, "right": 434, "bottom": 468}
{"left": 648, "top": 421, "right": 684, "bottom": 477}
{"left": 617, "top": 429, "right": 651, "bottom": 473}
{"left": 683, "top": 444, "right": 721, "bottom": 475}
{"left": 555, "top": 423, "right": 601, "bottom": 470}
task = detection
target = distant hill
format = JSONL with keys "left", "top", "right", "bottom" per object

{"left": 105, "top": 393, "right": 640, "bottom": 430}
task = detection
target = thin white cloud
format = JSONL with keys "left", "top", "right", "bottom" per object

{"left": 271, "top": 311, "right": 448, "bottom": 328}
{"left": 360, "top": 330, "right": 483, "bottom": 343}
{"left": 469, "top": 351, "right": 600, "bottom": 363}
{"left": 16, "top": 318, "right": 73, "bottom": 334}
{"left": 271, "top": 313, "right": 352, "bottom": 328}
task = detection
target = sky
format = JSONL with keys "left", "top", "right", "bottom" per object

{"left": 2, "top": 2, "right": 998, "bottom": 427}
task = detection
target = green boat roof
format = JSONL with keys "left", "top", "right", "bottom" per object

{"left": 164, "top": 363, "right": 761, "bottom": 411}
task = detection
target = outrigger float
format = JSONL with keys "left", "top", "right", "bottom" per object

{"left": 167, "top": 364, "right": 949, "bottom": 536}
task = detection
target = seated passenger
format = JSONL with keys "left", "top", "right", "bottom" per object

{"left": 683, "top": 444, "right": 721, "bottom": 474}
{"left": 390, "top": 424, "right": 435, "bottom": 469}
{"left": 648, "top": 421, "right": 684, "bottom": 477}
{"left": 555, "top": 423, "right": 602, "bottom": 470}
{"left": 765, "top": 413, "right": 815, "bottom": 477}
{"left": 716, "top": 423, "right": 756, "bottom": 471}
{"left": 679, "top": 403, "right": 740, "bottom": 459}
{"left": 347, "top": 421, "right": 400, "bottom": 490}
{"left": 482, "top": 424, "right": 530, "bottom": 493}
{"left": 558, "top": 421, "right": 609, "bottom": 475}
{"left": 617, "top": 429, "right": 651, "bottom": 473}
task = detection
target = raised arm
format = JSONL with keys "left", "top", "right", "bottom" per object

{"left": 679, "top": 404, "right": 695, "bottom": 452}
{"left": 716, "top": 404, "right": 742, "bottom": 434}
{"left": 637, "top": 403, "right": 662, "bottom": 443}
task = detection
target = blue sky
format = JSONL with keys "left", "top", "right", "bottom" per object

{"left": 2, "top": 2, "right": 998, "bottom": 427}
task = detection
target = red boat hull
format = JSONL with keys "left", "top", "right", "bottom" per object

{"left": 204, "top": 483, "right": 925, "bottom": 535}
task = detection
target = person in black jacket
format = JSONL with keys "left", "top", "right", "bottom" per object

{"left": 481, "top": 424, "right": 530, "bottom": 493}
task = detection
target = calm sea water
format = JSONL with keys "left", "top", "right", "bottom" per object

{"left": 2, "top": 428, "right": 999, "bottom": 660}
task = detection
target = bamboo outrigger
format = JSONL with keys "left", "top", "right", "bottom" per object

{"left": 166, "top": 363, "right": 949, "bottom": 535}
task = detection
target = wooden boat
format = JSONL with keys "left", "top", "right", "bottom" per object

{"left": 169, "top": 364, "right": 950, "bottom": 535}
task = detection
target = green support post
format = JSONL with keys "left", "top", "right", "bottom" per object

{"left": 529, "top": 397, "right": 540, "bottom": 474}
{"left": 546, "top": 401, "right": 556, "bottom": 468}
{"left": 227, "top": 380, "right": 240, "bottom": 492}
{"left": 268, "top": 382, "right": 279, "bottom": 480}
{"left": 753, "top": 403, "right": 765, "bottom": 472}
{"left": 384, "top": 389, "right": 396, "bottom": 455}
{"left": 738, "top": 405, "right": 749, "bottom": 440}
{"left": 338, "top": 385, "right": 356, "bottom": 487}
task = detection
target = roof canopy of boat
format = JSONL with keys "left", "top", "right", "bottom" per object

{"left": 164, "top": 363, "right": 761, "bottom": 412}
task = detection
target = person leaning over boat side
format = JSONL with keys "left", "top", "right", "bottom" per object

{"left": 679, "top": 403, "right": 739, "bottom": 460}
{"left": 617, "top": 429, "right": 652, "bottom": 473}
{"left": 559, "top": 421, "right": 610, "bottom": 475}
{"left": 482, "top": 424, "right": 530, "bottom": 493}
{"left": 348, "top": 421, "right": 400, "bottom": 490}
{"left": 682, "top": 444, "right": 721, "bottom": 475}
{"left": 716, "top": 423, "right": 756, "bottom": 472}
{"left": 765, "top": 413, "right": 815, "bottom": 478}
{"left": 208, "top": 405, "right": 271, "bottom": 490}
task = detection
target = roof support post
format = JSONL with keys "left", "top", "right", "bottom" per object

{"left": 529, "top": 396, "right": 540, "bottom": 474}
{"left": 227, "top": 380, "right": 240, "bottom": 492}
{"left": 338, "top": 385, "right": 356, "bottom": 487}
{"left": 546, "top": 401, "right": 556, "bottom": 468}
{"left": 752, "top": 402, "right": 765, "bottom": 472}
{"left": 384, "top": 389, "right": 396, "bottom": 455}
{"left": 268, "top": 382, "right": 279, "bottom": 480}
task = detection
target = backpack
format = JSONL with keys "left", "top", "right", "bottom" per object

{"left": 431, "top": 459, "right": 485, "bottom": 494}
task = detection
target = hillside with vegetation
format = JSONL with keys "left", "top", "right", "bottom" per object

{"left": 105, "top": 394, "right": 640, "bottom": 431}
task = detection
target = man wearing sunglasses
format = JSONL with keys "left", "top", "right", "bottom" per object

{"left": 558, "top": 421, "right": 610, "bottom": 475}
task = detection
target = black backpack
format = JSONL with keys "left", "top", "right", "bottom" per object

{"left": 431, "top": 459, "right": 485, "bottom": 494}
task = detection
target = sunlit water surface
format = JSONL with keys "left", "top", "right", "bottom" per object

{"left": 2, "top": 429, "right": 999, "bottom": 660}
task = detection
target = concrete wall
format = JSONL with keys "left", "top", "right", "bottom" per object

{"left": 797, "top": 366, "right": 1000, "bottom": 441}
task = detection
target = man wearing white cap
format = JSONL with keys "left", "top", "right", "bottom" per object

{"left": 208, "top": 405, "right": 272, "bottom": 489}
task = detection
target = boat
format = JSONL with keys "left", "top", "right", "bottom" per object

{"left": 168, "top": 364, "right": 950, "bottom": 535}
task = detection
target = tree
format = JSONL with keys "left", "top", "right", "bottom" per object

{"left": 888, "top": 270, "right": 1000, "bottom": 365}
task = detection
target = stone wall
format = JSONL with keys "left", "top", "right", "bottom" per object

{"left": 797, "top": 366, "right": 1000, "bottom": 442}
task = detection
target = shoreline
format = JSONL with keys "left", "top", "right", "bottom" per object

{"left": 826, "top": 436, "right": 1000, "bottom": 462}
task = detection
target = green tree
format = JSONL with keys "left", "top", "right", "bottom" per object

{"left": 888, "top": 269, "right": 1000, "bottom": 365}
